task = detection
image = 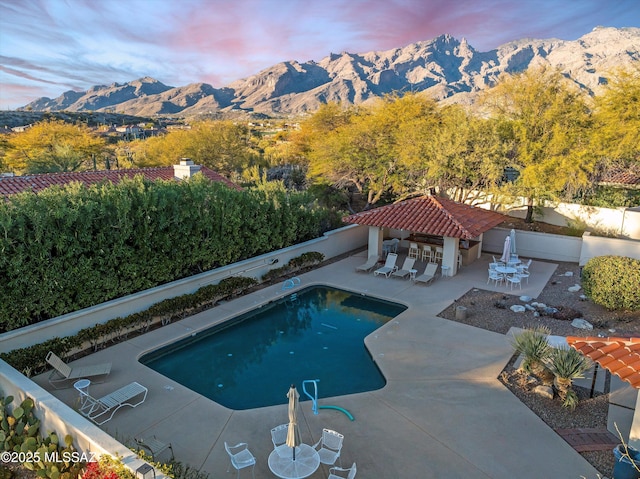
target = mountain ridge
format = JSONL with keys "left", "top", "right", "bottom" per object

{"left": 19, "top": 26, "right": 640, "bottom": 117}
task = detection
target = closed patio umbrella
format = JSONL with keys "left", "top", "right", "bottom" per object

{"left": 510, "top": 229, "right": 517, "bottom": 255}
{"left": 286, "top": 384, "right": 301, "bottom": 461}
{"left": 500, "top": 235, "right": 511, "bottom": 264}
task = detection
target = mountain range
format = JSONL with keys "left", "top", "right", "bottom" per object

{"left": 20, "top": 26, "right": 640, "bottom": 117}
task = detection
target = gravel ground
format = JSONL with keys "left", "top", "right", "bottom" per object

{"left": 438, "top": 261, "right": 640, "bottom": 478}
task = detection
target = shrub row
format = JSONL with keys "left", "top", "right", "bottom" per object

{"left": 0, "top": 175, "right": 342, "bottom": 331}
{"left": 582, "top": 255, "right": 640, "bottom": 311}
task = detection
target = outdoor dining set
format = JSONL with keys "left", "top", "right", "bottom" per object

{"left": 225, "top": 386, "right": 357, "bottom": 479}
{"left": 487, "top": 255, "right": 532, "bottom": 289}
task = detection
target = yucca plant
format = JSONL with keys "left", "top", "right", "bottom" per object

{"left": 510, "top": 326, "right": 552, "bottom": 377}
{"left": 544, "top": 347, "right": 593, "bottom": 409}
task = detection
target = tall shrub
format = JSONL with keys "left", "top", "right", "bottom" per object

{"left": 0, "top": 175, "right": 341, "bottom": 331}
{"left": 582, "top": 255, "right": 640, "bottom": 311}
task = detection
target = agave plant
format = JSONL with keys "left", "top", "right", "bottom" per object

{"left": 544, "top": 346, "right": 593, "bottom": 409}
{"left": 510, "top": 325, "right": 552, "bottom": 376}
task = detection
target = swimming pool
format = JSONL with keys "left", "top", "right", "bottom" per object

{"left": 140, "top": 286, "right": 407, "bottom": 409}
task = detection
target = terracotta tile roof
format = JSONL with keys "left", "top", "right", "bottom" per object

{"left": 567, "top": 336, "right": 640, "bottom": 388}
{"left": 342, "top": 195, "right": 508, "bottom": 239}
{"left": 598, "top": 166, "right": 640, "bottom": 188}
{"left": 0, "top": 166, "right": 240, "bottom": 197}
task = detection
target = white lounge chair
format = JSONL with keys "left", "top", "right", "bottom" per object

{"left": 313, "top": 428, "right": 344, "bottom": 467}
{"left": 328, "top": 462, "right": 357, "bottom": 479}
{"left": 373, "top": 253, "right": 398, "bottom": 277}
{"left": 355, "top": 255, "right": 379, "bottom": 273}
{"left": 46, "top": 351, "right": 112, "bottom": 389}
{"left": 135, "top": 436, "right": 174, "bottom": 461}
{"left": 77, "top": 381, "right": 147, "bottom": 425}
{"left": 414, "top": 262, "right": 438, "bottom": 285}
{"left": 391, "top": 257, "right": 416, "bottom": 279}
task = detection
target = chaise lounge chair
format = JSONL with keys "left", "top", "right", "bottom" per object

{"left": 77, "top": 381, "right": 147, "bottom": 425}
{"left": 391, "top": 257, "right": 416, "bottom": 279}
{"left": 355, "top": 255, "right": 379, "bottom": 273}
{"left": 46, "top": 351, "right": 112, "bottom": 389}
{"left": 414, "top": 262, "right": 438, "bottom": 285}
{"left": 373, "top": 253, "right": 398, "bottom": 278}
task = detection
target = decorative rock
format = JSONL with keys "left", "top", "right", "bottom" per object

{"left": 536, "top": 303, "right": 547, "bottom": 309}
{"left": 543, "top": 307, "right": 559, "bottom": 315}
{"left": 510, "top": 305, "right": 526, "bottom": 313}
{"left": 565, "top": 271, "right": 574, "bottom": 276}
{"left": 534, "top": 311, "right": 540, "bottom": 317}
{"left": 531, "top": 302, "right": 539, "bottom": 308}
{"left": 572, "top": 318, "right": 593, "bottom": 330}
{"left": 568, "top": 284, "right": 581, "bottom": 292}
{"left": 524, "top": 304, "right": 536, "bottom": 311}
{"left": 533, "top": 385, "right": 554, "bottom": 399}
{"left": 579, "top": 294, "right": 588, "bottom": 301}
{"left": 520, "top": 295, "right": 532, "bottom": 302}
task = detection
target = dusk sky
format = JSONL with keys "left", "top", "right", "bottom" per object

{"left": 1, "top": 0, "right": 639, "bottom": 110}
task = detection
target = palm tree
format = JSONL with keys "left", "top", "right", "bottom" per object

{"left": 544, "top": 347, "right": 593, "bottom": 409}
{"left": 510, "top": 326, "right": 552, "bottom": 377}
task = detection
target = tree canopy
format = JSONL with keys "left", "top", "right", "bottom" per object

{"left": 3, "top": 119, "right": 106, "bottom": 174}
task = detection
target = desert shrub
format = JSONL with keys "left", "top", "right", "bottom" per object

{"left": 510, "top": 325, "right": 552, "bottom": 375}
{"left": 582, "top": 255, "right": 640, "bottom": 311}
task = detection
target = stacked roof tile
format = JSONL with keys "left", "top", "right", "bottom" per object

{"left": 343, "top": 195, "right": 508, "bottom": 239}
{"left": 567, "top": 336, "right": 640, "bottom": 389}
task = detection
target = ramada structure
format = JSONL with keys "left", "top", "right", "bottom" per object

{"left": 343, "top": 195, "right": 508, "bottom": 277}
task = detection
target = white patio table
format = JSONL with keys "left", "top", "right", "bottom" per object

{"left": 268, "top": 444, "right": 320, "bottom": 479}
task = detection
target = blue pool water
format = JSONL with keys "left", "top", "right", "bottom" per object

{"left": 140, "top": 286, "right": 407, "bottom": 409}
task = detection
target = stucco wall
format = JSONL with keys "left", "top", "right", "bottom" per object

{"left": 482, "top": 227, "right": 583, "bottom": 263}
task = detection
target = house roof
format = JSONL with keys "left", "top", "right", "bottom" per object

{"left": 342, "top": 195, "right": 509, "bottom": 239}
{"left": 0, "top": 166, "right": 240, "bottom": 197}
{"left": 567, "top": 336, "right": 640, "bottom": 389}
{"left": 598, "top": 165, "right": 640, "bottom": 189}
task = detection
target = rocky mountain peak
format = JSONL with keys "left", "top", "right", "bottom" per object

{"left": 19, "top": 27, "right": 640, "bottom": 117}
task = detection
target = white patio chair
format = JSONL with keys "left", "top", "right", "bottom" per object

{"left": 270, "top": 423, "right": 288, "bottom": 449}
{"left": 46, "top": 351, "right": 112, "bottom": 389}
{"left": 313, "top": 428, "right": 344, "bottom": 467}
{"left": 408, "top": 242, "right": 420, "bottom": 259}
{"left": 414, "top": 262, "right": 438, "bottom": 285}
{"left": 328, "top": 462, "right": 357, "bottom": 479}
{"left": 506, "top": 274, "right": 522, "bottom": 290}
{"left": 224, "top": 442, "right": 256, "bottom": 479}
{"left": 391, "top": 257, "right": 416, "bottom": 279}
{"left": 518, "top": 258, "right": 532, "bottom": 273}
{"left": 435, "top": 246, "right": 443, "bottom": 262}
{"left": 77, "top": 381, "right": 147, "bottom": 425}
{"left": 421, "top": 245, "right": 433, "bottom": 262}
{"left": 373, "top": 253, "right": 398, "bottom": 277}
{"left": 355, "top": 255, "right": 379, "bottom": 273}
{"left": 487, "top": 269, "right": 504, "bottom": 286}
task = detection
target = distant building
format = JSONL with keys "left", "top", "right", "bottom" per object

{"left": 0, "top": 159, "right": 240, "bottom": 198}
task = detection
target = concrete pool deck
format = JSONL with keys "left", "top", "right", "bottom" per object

{"left": 33, "top": 252, "right": 602, "bottom": 478}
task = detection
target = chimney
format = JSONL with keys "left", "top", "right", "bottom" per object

{"left": 173, "top": 158, "right": 201, "bottom": 180}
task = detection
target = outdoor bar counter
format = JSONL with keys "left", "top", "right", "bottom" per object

{"left": 403, "top": 234, "right": 480, "bottom": 266}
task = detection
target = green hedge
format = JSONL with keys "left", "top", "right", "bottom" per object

{"left": 582, "top": 255, "right": 640, "bottom": 311}
{"left": 0, "top": 176, "right": 342, "bottom": 331}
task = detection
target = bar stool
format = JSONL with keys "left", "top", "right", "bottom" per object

{"left": 421, "top": 245, "right": 433, "bottom": 262}
{"left": 435, "top": 247, "right": 443, "bottom": 262}
{"left": 408, "top": 242, "right": 419, "bottom": 259}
